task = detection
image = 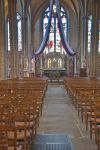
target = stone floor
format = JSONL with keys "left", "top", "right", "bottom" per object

{"left": 37, "top": 83, "right": 97, "bottom": 150}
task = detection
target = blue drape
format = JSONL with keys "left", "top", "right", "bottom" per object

{"left": 55, "top": 0, "right": 75, "bottom": 56}
{"left": 34, "top": 0, "right": 75, "bottom": 57}
{"left": 34, "top": 0, "right": 54, "bottom": 56}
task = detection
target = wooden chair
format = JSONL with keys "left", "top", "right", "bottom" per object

{"left": 90, "top": 102, "right": 100, "bottom": 142}
{"left": 10, "top": 111, "right": 31, "bottom": 150}
{"left": 0, "top": 125, "right": 17, "bottom": 150}
{"left": 96, "top": 126, "right": 100, "bottom": 150}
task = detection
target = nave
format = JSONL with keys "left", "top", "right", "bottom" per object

{"left": 34, "top": 83, "right": 97, "bottom": 150}
{"left": 0, "top": 77, "right": 100, "bottom": 150}
{"left": 0, "top": 0, "right": 100, "bottom": 149}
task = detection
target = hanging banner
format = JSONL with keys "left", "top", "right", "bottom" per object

{"left": 55, "top": 0, "right": 75, "bottom": 56}
{"left": 34, "top": 0, "right": 54, "bottom": 56}
{"left": 33, "top": 0, "right": 75, "bottom": 57}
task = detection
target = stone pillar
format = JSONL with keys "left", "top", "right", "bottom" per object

{"left": 40, "top": 56, "right": 43, "bottom": 76}
{"left": 73, "top": 55, "right": 77, "bottom": 75}
{"left": 76, "top": 14, "right": 81, "bottom": 73}
{"left": 22, "top": 15, "right": 28, "bottom": 57}
{"left": 8, "top": 0, "right": 18, "bottom": 78}
{"left": 78, "top": 14, "right": 84, "bottom": 69}
{"left": 79, "top": 0, "right": 89, "bottom": 68}
{"left": 82, "top": 16, "right": 88, "bottom": 58}
{"left": 79, "top": 15, "right": 88, "bottom": 70}
{"left": 0, "top": 0, "right": 5, "bottom": 80}
{"left": 22, "top": 15, "right": 28, "bottom": 76}
{"left": 90, "top": 0, "right": 100, "bottom": 77}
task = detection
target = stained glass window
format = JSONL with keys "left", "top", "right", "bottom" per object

{"left": 7, "top": 13, "right": 22, "bottom": 51}
{"left": 17, "top": 12, "right": 22, "bottom": 51}
{"left": 43, "top": 4, "right": 69, "bottom": 54}
{"left": 8, "top": 21, "right": 10, "bottom": 51}
{"left": 87, "top": 16, "right": 92, "bottom": 53}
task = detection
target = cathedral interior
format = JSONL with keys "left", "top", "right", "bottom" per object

{"left": 0, "top": 0, "right": 100, "bottom": 150}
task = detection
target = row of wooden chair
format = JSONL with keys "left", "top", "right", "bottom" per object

{"left": 0, "top": 77, "right": 48, "bottom": 150}
{"left": 64, "top": 77, "right": 100, "bottom": 150}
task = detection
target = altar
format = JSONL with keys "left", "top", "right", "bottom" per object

{"left": 43, "top": 68, "right": 66, "bottom": 78}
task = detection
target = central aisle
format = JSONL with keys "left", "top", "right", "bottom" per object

{"left": 36, "top": 83, "right": 97, "bottom": 150}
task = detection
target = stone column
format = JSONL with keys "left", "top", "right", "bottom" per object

{"left": 82, "top": 16, "right": 88, "bottom": 58}
{"left": 90, "top": 0, "right": 100, "bottom": 77}
{"left": 21, "top": 15, "right": 29, "bottom": 76}
{"left": 22, "top": 15, "right": 28, "bottom": 57}
{"left": 0, "top": 0, "right": 5, "bottom": 80}
{"left": 79, "top": 15, "right": 88, "bottom": 70}
{"left": 73, "top": 55, "right": 77, "bottom": 75}
{"left": 79, "top": 0, "right": 89, "bottom": 68}
{"left": 8, "top": 0, "right": 18, "bottom": 78}
{"left": 40, "top": 55, "right": 43, "bottom": 75}
{"left": 76, "top": 14, "right": 81, "bottom": 72}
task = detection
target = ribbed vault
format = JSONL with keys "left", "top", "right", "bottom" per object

{"left": 4, "top": 0, "right": 92, "bottom": 18}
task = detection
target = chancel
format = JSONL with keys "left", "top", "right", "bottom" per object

{"left": 0, "top": 0, "right": 100, "bottom": 150}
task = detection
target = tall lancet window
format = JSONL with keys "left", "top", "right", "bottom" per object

{"left": 7, "top": 20, "right": 10, "bottom": 51}
{"left": 43, "top": 4, "right": 69, "bottom": 54}
{"left": 87, "top": 16, "right": 92, "bottom": 53}
{"left": 17, "top": 12, "right": 22, "bottom": 51}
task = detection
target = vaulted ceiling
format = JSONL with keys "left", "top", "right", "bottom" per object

{"left": 5, "top": 0, "right": 91, "bottom": 19}
{"left": 30, "top": 0, "right": 79, "bottom": 16}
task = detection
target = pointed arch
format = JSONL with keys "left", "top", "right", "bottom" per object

{"left": 43, "top": 4, "right": 69, "bottom": 54}
{"left": 33, "top": 0, "right": 54, "bottom": 56}
{"left": 34, "top": 0, "right": 75, "bottom": 57}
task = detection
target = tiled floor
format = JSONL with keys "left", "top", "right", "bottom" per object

{"left": 37, "top": 83, "right": 97, "bottom": 150}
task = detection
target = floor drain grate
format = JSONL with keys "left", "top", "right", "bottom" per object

{"left": 32, "top": 134, "right": 73, "bottom": 150}
{"left": 33, "top": 143, "right": 71, "bottom": 150}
